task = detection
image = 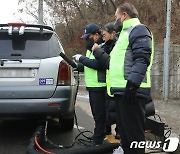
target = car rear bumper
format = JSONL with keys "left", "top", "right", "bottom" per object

{"left": 0, "top": 86, "right": 77, "bottom": 118}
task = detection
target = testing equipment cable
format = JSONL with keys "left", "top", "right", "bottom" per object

{"left": 27, "top": 56, "right": 119, "bottom": 153}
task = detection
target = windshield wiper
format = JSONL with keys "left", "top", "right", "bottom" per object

{"left": 0, "top": 59, "right": 22, "bottom": 66}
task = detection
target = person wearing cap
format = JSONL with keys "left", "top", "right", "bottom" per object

{"left": 91, "top": 22, "right": 121, "bottom": 141}
{"left": 73, "top": 23, "right": 107, "bottom": 146}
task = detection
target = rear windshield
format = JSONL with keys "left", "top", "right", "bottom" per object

{"left": 0, "top": 31, "right": 62, "bottom": 59}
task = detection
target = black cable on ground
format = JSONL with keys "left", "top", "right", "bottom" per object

{"left": 27, "top": 71, "right": 170, "bottom": 154}
{"left": 72, "top": 71, "right": 94, "bottom": 146}
{"left": 146, "top": 113, "right": 172, "bottom": 145}
{"left": 45, "top": 71, "right": 94, "bottom": 148}
{"left": 153, "top": 114, "right": 162, "bottom": 122}
{"left": 57, "top": 143, "right": 120, "bottom": 154}
{"left": 27, "top": 71, "right": 121, "bottom": 154}
{"left": 27, "top": 121, "right": 120, "bottom": 154}
{"left": 34, "top": 135, "right": 52, "bottom": 154}
{"left": 27, "top": 126, "right": 45, "bottom": 154}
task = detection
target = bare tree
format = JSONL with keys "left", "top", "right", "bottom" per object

{"left": 17, "top": 0, "right": 180, "bottom": 56}
{"left": 17, "top": 0, "right": 55, "bottom": 26}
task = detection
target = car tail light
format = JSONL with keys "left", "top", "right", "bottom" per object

{"left": 8, "top": 22, "right": 26, "bottom": 36}
{"left": 57, "top": 60, "right": 71, "bottom": 86}
{"left": 8, "top": 22, "right": 26, "bottom": 26}
{"left": 48, "top": 103, "right": 59, "bottom": 107}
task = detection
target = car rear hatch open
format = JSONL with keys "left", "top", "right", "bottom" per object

{"left": 0, "top": 23, "right": 63, "bottom": 99}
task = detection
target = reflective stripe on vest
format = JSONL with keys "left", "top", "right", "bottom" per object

{"left": 84, "top": 50, "right": 106, "bottom": 87}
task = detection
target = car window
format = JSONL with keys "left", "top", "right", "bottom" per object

{"left": 0, "top": 32, "right": 62, "bottom": 59}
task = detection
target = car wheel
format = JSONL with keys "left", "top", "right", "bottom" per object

{"left": 59, "top": 117, "right": 74, "bottom": 131}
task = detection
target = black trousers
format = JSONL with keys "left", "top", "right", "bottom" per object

{"left": 88, "top": 89, "right": 106, "bottom": 144}
{"left": 106, "top": 95, "right": 120, "bottom": 136}
{"left": 115, "top": 95, "right": 145, "bottom": 154}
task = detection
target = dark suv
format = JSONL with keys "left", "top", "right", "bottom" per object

{"left": 0, "top": 23, "right": 76, "bottom": 130}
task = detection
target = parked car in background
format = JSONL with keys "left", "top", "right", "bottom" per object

{"left": 0, "top": 23, "right": 77, "bottom": 130}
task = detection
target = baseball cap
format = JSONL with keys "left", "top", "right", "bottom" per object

{"left": 80, "top": 24, "right": 100, "bottom": 39}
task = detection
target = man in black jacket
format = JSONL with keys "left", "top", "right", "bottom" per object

{"left": 110, "top": 3, "right": 153, "bottom": 154}
{"left": 93, "top": 3, "right": 154, "bottom": 154}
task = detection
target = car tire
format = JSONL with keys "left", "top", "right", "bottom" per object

{"left": 59, "top": 117, "right": 74, "bottom": 131}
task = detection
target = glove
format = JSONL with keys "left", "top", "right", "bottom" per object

{"left": 123, "top": 80, "right": 138, "bottom": 105}
{"left": 72, "top": 54, "right": 82, "bottom": 62}
{"left": 92, "top": 43, "right": 100, "bottom": 52}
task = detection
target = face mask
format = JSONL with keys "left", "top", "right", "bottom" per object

{"left": 95, "top": 35, "right": 104, "bottom": 45}
{"left": 105, "top": 39, "right": 114, "bottom": 45}
{"left": 114, "top": 32, "right": 120, "bottom": 41}
{"left": 86, "top": 37, "right": 94, "bottom": 50}
{"left": 114, "top": 18, "right": 122, "bottom": 33}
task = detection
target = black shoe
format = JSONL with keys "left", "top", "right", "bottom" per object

{"left": 106, "top": 132, "right": 112, "bottom": 135}
{"left": 115, "top": 134, "right": 121, "bottom": 140}
{"left": 92, "top": 142, "right": 102, "bottom": 147}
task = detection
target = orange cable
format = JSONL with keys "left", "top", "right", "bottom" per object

{"left": 34, "top": 134, "right": 53, "bottom": 154}
{"left": 145, "top": 130, "right": 152, "bottom": 133}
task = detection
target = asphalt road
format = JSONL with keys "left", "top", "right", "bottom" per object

{"left": 0, "top": 97, "right": 95, "bottom": 154}
{"left": 0, "top": 91, "right": 179, "bottom": 154}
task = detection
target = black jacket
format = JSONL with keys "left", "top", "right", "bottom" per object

{"left": 78, "top": 39, "right": 117, "bottom": 83}
{"left": 111, "top": 24, "right": 152, "bottom": 99}
{"left": 93, "top": 38, "right": 117, "bottom": 70}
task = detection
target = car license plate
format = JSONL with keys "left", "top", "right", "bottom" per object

{"left": 0, "top": 68, "right": 36, "bottom": 78}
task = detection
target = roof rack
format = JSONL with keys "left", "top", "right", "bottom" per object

{"left": 0, "top": 23, "right": 54, "bottom": 31}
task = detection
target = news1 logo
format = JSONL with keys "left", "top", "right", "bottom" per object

{"left": 130, "top": 137, "right": 179, "bottom": 152}
{"left": 163, "top": 137, "right": 179, "bottom": 152}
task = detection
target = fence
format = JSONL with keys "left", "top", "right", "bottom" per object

{"left": 151, "top": 45, "right": 180, "bottom": 100}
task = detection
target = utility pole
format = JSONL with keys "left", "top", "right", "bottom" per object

{"left": 163, "top": 0, "right": 171, "bottom": 102}
{"left": 38, "top": 0, "right": 43, "bottom": 24}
